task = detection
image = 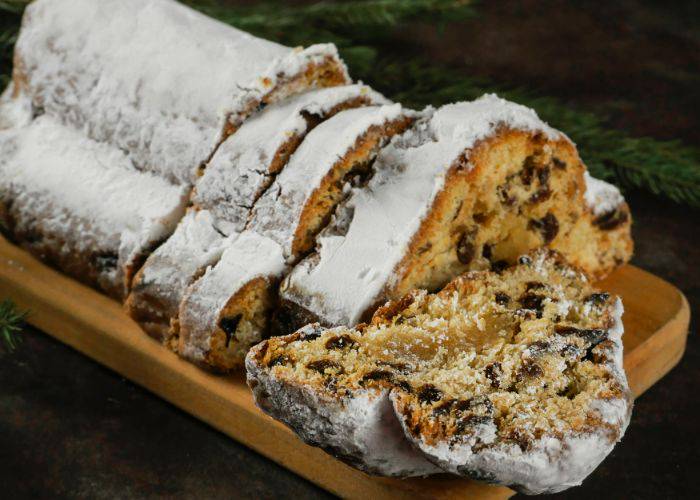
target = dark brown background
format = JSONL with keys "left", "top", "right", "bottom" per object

{"left": 1, "top": 1, "right": 698, "bottom": 498}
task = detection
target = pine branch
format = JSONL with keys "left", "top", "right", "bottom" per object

{"left": 0, "top": 299, "right": 27, "bottom": 352}
{"left": 355, "top": 57, "right": 700, "bottom": 207}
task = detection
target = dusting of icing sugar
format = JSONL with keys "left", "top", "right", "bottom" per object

{"left": 247, "top": 103, "right": 406, "bottom": 260}
{"left": 178, "top": 231, "right": 286, "bottom": 363}
{"left": 0, "top": 115, "right": 187, "bottom": 293}
{"left": 0, "top": 83, "right": 32, "bottom": 130}
{"left": 129, "top": 210, "right": 237, "bottom": 318}
{"left": 583, "top": 172, "right": 625, "bottom": 216}
{"left": 245, "top": 348, "right": 442, "bottom": 477}
{"left": 194, "top": 84, "right": 389, "bottom": 235}
{"left": 281, "top": 95, "right": 562, "bottom": 326}
{"left": 16, "top": 0, "right": 347, "bottom": 184}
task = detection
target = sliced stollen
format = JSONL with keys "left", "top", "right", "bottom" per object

{"left": 0, "top": 116, "right": 188, "bottom": 300}
{"left": 125, "top": 85, "right": 386, "bottom": 341}
{"left": 177, "top": 105, "right": 416, "bottom": 371}
{"left": 276, "top": 94, "right": 633, "bottom": 332}
{"left": 246, "top": 250, "right": 633, "bottom": 493}
{"left": 12, "top": 0, "right": 349, "bottom": 185}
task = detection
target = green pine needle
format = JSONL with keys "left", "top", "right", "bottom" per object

{"left": 0, "top": 299, "right": 27, "bottom": 352}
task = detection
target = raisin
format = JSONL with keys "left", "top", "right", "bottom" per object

{"left": 520, "top": 156, "right": 537, "bottom": 185}
{"left": 593, "top": 208, "right": 629, "bottom": 231}
{"left": 473, "top": 212, "right": 488, "bottom": 223}
{"left": 518, "top": 255, "right": 532, "bottom": 265}
{"left": 269, "top": 354, "right": 290, "bottom": 367}
{"left": 457, "top": 415, "right": 493, "bottom": 431}
{"left": 481, "top": 243, "right": 493, "bottom": 260}
{"left": 519, "top": 293, "right": 546, "bottom": 318}
{"left": 491, "top": 260, "right": 509, "bottom": 273}
{"left": 484, "top": 362, "right": 502, "bottom": 388}
{"left": 528, "top": 213, "right": 559, "bottom": 244}
{"left": 552, "top": 157, "right": 566, "bottom": 170}
{"left": 454, "top": 396, "right": 494, "bottom": 415}
{"left": 396, "top": 381, "right": 412, "bottom": 393}
{"left": 585, "top": 292, "right": 610, "bottom": 305}
{"left": 325, "top": 335, "right": 357, "bottom": 350}
{"left": 433, "top": 399, "right": 457, "bottom": 415}
{"left": 528, "top": 187, "right": 551, "bottom": 204}
{"left": 537, "top": 165, "right": 551, "bottom": 186}
{"left": 306, "top": 359, "right": 344, "bottom": 374}
{"left": 498, "top": 185, "right": 516, "bottom": 206}
{"left": 218, "top": 314, "right": 242, "bottom": 348}
{"left": 417, "top": 385, "right": 442, "bottom": 404}
{"left": 517, "top": 361, "right": 544, "bottom": 381}
{"left": 526, "top": 340, "right": 551, "bottom": 356}
{"left": 560, "top": 343, "right": 582, "bottom": 359}
{"left": 298, "top": 327, "right": 322, "bottom": 341}
{"left": 495, "top": 292, "right": 510, "bottom": 305}
{"left": 361, "top": 370, "right": 394, "bottom": 383}
{"left": 555, "top": 325, "right": 607, "bottom": 346}
{"left": 456, "top": 230, "right": 477, "bottom": 264}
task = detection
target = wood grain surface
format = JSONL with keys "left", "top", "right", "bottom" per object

{"left": 0, "top": 237, "right": 690, "bottom": 499}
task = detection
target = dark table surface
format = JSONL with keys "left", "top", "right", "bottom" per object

{"left": 1, "top": 1, "right": 698, "bottom": 498}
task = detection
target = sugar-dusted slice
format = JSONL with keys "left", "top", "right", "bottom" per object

{"left": 177, "top": 105, "right": 416, "bottom": 370}
{"left": 12, "top": 0, "right": 349, "bottom": 185}
{"left": 0, "top": 116, "right": 187, "bottom": 299}
{"left": 247, "top": 250, "right": 632, "bottom": 493}
{"left": 277, "top": 94, "right": 633, "bottom": 331}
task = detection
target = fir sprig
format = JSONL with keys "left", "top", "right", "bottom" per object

{"left": 0, "top": 299, "right": 27, "bottom": 352}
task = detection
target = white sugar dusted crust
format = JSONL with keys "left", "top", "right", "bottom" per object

{"left": 125, "top": 210, "right": 235, "bottom": 341}
{"left": 277, "top": 95, "right": 633, "bottom": 332}
{"left": 177, "top": 232, "right": 287, "bottom": 370}
{"left": 194, "top": 85, "right": 389, "bottom": 235}
{"left": 178, "top": 106, "right": 416, "bottom": 370}
{"left": 248, "top": 104, "right": 415, "bottom": 259}
{"left": 14, "top": 0, "right": 349, "bottom": 185}
{"left": 246, "top": 250, "right": 633, "bottom": 492}
{"left": 126, "top": 86, "right": 385, "bottom": 340}
{"left": 0, "top": 116, "right": 188, "bottom": 300}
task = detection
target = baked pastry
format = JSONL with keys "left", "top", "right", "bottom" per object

{"left": 247, "top": 250, "right": 633, "bottom": 493}
{"left": 0, "top": 116, "right": 188, "bottom": 300}
{"left": 276, "top": 94, "right": 633, "bottom": 331}
{"left": 13, "top": 0, "right": 349, "bottom": 185}
{"left": 177, "top": 105, "right": 416, "bottom": 370}
{"left": 126, "top": 85, "right": 386, "bottom": 340}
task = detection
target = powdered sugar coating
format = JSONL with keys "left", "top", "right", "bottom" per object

{"left": 128, "top": 210, "right": 236, "bottom": 325}
{"left": 248, "top": 104, "right": 406, "bottom": 260}
{"left": 396, "top": 298, "right": 631, "bottom": 494}
{"left": 178, "top": 231, "right": 286, "bottom": 364}
{"left": 583, "top": 172, "right": 626, "bottom": 216}
{"left": 194, "top": 85, "right": 388, "bottom": 235}
{"left": 0, "top": 83, "right": 32, "bottom": 130}
{"left": 0, "top": 115, "right": 187, "bottom": 296}
{"left": 15, "top": 0, "right": 347, "bottom": 184}
{"left": 246, "top": 331, "right": 442, "bottom": 477}
{"left": 281, "top": 94, "right": 562, "bottom": 325}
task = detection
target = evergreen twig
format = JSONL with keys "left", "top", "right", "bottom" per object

{"left": 0, "top": 299, "right": 27, "bottom": 352}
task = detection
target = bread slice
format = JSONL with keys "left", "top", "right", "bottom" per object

{"left": 0, "top": 116, "right": 187, "bottom": 300}
{"left": 276, "top": 94, "right": 633, "bottom": 332}
{"left": 13, "top": 0, "right": 349, "bottom": 185}
{"left": 247, "top": 250, "right": 632, "bottom": 493}
{"left": 125, "top": 85, "right": 386, "bottom": 341}
{"left": 177, "top": 105, "right": 416, "bottom": 370}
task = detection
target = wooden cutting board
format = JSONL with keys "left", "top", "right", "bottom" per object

{"left": 0, "top": 237, "right": 690, "bottom": 499}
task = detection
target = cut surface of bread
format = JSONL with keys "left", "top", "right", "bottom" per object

{"left": 13, "top": 0, "right": 349, "bottom": 185}
{"left": 277, "top": 95, "right": 632, "bottom": 332}
{"left": 125, "top": 86, "right": 385, "bottom": 340}
{"left": 0, "top": 116, "right": 187, "bottom": 300}
{"left": 177, "top": 105, "right": 416, "bottom": 371}
{"left": 247, "top": 250, "right": 632, "bottom": 493}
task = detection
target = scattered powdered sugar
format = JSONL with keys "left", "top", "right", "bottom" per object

{"left": 129, "top": 210, "right": 237, "bottom": 319}
{"left": 281, "top": 95, "right": 561, "bottom": 326}
{"left": 16, "top": 0, "right": 346, "bottom": 185}
{"left": 248, "top": 104, "right": 406, "bottom": 260}
{"left": 194, "top": 84, "right": 388, "bottom": 235}
{"left": 583, "top": 172, "right": 625, "bottom": 216}
{"left": 178, "top": 231, "right": 287, "bottom": 363}
{"left": 0, "top": 83, "right": 32, "bottom": 130}
{"left": 0, "top": 115, "right": 187, "bottom": 294}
